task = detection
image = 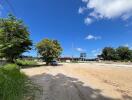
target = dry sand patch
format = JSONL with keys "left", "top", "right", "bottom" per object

{"left": 22, "top": 63, "right": 132, "bottom": 100}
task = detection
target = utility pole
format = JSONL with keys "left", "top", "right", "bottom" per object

{"left": 72, "top": 43, "right": 74, "bottom": 62}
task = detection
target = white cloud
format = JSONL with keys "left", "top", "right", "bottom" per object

{"left": 123, "top": 44, "right": 132, "bottom": 49}
{"left": 76, "top": 48, "right": 85, "bottom": 52}
{"left": 82, "top": 0, "right": 88, "bottom": 3}
{"left": 78, "top": 7, "right": 86, "bottom": 14}
{"left": 79, "top": 0, "right": 132, "bottom": 24}
{"left": 92, "top": 49, "right": 101, "bottom": 57}
{"left": 124, "top": 44, "right": 129, "bottom": 47}
{"left": 85, "top": 34, "right": 101, "bottom": 40}
{"left": 84, "top": 17, "right": 93, "bottom": 25}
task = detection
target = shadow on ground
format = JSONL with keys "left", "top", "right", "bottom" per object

{"left": 21, "top": 64, "right": 63, "bottom": 69}
{"left": 30, "top": 73, "right": 132, "bottom": 100}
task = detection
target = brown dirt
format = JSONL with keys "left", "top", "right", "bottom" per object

{"left": 22, "top": 63, "right": 132, "bottom": 100}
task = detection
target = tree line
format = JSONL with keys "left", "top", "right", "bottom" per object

{"left": 0, "top": 14, "right": 62, "bottom": 65}
{"left": 99, "top": 46, "right": 132, "bottom": 61}
{"left": 1, "top": 14, "right": 132, "bottom": 65}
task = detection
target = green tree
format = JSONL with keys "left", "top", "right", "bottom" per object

{"left": 0, "top": 14, "right": 32, "bottom": 62}
{"left": 36, "top": 39, "right": 62, "bottom": 65}
{"left": 130, "top": 50, "right": 132, "bottom": 61}
{"left": 116, "top": 46, "right": 131, "bottom": 60}
{"left": 101, "top": 47, "right": 117, "bottom": 60}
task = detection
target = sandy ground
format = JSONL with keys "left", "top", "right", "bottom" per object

{"left": 22, "top": 63, "right": 132, "bottom": 100}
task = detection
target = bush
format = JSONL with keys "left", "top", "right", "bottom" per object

{"left": 124, "top": 59, "right": 129, "bottom": 62}
{"left": 0, "top": 64, "right": 39, "bottom": 100}
{"left": 16, "top": 59, "right": 37, "bottom": 67}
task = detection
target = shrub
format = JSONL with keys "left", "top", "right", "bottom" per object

{"left": 16, "top": 59, "right": 37, "bottom": 67}
{"left": 124, "top": 59, "right": 129, "bottom": 62}
{"left": 0, "top": 64, "right": 39, "bottom": 100}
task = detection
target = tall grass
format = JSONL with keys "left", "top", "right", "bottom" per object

{"left": 0, "top": 64, "right": 39, "bottom": 100}
{"left": 16, "top": 59, "right": 37, "bottom": 68}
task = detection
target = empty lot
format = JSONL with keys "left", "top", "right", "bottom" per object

{"left": 22, "top": 63, "right": 132, "bottom": 100}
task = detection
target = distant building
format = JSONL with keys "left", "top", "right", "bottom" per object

{"left": 80, "top": 53, "right": 87, "bottom": 61}
{"left": 58, "top": 57, "right": 80, "bottom": 62}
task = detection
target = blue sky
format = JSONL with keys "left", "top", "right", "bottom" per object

{"left": 0, "top": 0, "right": 132, "bottom": 58}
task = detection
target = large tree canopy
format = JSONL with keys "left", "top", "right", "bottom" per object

{"left": 36, "top": 39, "right": 62, "bottom": 65}
{"left": 116, "top": 46, "right": 132, "bottom": 60}
{"left": 101, "top": 47, "right": 117, "bottom": 60}
{"left": 100, "top": 46, "right": 132, "bottom": 61}
{"left": 0, "top": 14, "right": 32, "bottom": 62}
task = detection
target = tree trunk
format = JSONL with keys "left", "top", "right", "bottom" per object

{"left": 46, "top": 62, "right": 50, "bottom": 65}
{"left": 7, "top": 56, "right": 15, "bottom": 63}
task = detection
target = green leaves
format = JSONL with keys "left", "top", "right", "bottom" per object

{"left": 0, "top": 14, "right": 32, "bottom": 62}
{"left": 36, "top": 39, "right": 62, "bottom": 64}
{"left": 101, "top": 47, "right": 117, "bottom": 60}
{"left": 116, "top": 46, "right": 132, "bottom": 60}
{"left": 101, "top": 46, "right": 132, "bottom": 61}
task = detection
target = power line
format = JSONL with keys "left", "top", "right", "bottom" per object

{"left": 4, "top": 0, "right": 16, "bottom": 15}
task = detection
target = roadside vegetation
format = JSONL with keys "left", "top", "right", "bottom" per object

{"left": 0, "top": 14, "right": 32, "bottom": 63}
{"left": 0, "top": 13, "right": 131, "bottom": 100}
{"left": 99, "top": 46, "right": 132, "bottom": 62}
{"left": 16, "top": 59, "right": 37, "bottom": 68}
{"left": 0, "top": 14, "right": 63, "bottom": 100}
{"left": 0, "top": 64, "right": 39, "bottom": 100}
{"left": 0, "top": 15, "right": 40, "bottom": 100}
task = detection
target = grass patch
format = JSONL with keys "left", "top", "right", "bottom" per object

{"left": 16, "top": 59, "right": 37, "bottom": 68}
{"left": 0, "top": 64, "right": 40, "bottom": 100}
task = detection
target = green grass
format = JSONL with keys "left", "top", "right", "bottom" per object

{"left": 16, "top": 59, "right": 37, "bottom": 68}
{"left": 0, "top": 64, "right": 40, "bottom": 100}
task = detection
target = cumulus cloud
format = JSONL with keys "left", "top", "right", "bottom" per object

{"left": 79, "top": 0, "right": 132, "bottom": 24}
{"left": 76, "top": 48, "right": 85, "bottom": 52}
{"left": 85, "top": 34, "right": 101, "bottom": 40}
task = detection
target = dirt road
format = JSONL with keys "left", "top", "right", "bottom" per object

{"left": 22, "top": 63, "right": 132, "bottom": 100}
